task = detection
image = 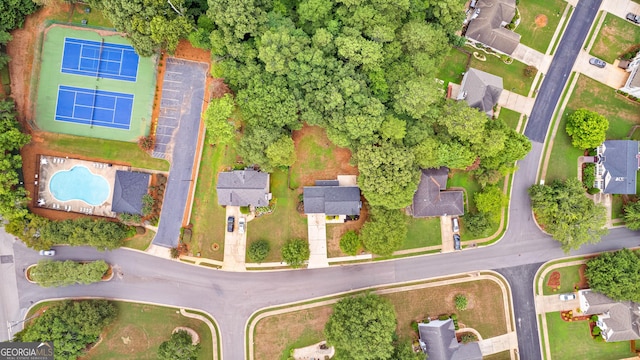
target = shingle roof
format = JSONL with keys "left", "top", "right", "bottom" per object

{"left": 111, "top": 170, "right": 150, "bottom": 215}
{"left": 412, "top": 168, "right": 464, "bottom": 217}
{"left": 303, "top": 181, "right": 361, "bottom": 215}
{"left": 465, "top": 0, "right": 521, "bottom": 55}
{"left": 418, "top": 319, "right": 482, "bottom": 360}
{"left": 457, "top": 68, "right": 503, "bottom": 117}
{"left": 216, "top": 170, "right": 270, "bottom": 207}
{"left": 581, "top": 290, "right": 640, "bottom": 342}
{"left": 600, "top": 140, "right": 639, "bottom": 194}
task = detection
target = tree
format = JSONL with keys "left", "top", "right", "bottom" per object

{"left": 438, "top": 98, "right": 487, "bottom": 146}
{"left": 0, "top": 0, "right": 37, "bottom": 33}
{"left": 565, "top": 109, "right": 609, "bottom": 149}
{"left": 248, "top": 239, "right": 270, "bottom": 263}
{"left": 454, "top": 294, "right": 468, "bottom": 311}
{"left": 204, "top": 94, "right": 236, "bottom": 145}
{"left": 392, "top": 76, "right": 441, "bottom": 119}
{"left": 585, "top": 249, "right": 640, "bottom": 302}
{"left": 158, "top": 330, "right": 200, "bottom": 360}
{"left": 474, "top": 186, "right": 507, "bottom": 224}
{"left": 529, "top": 178, "right": 608, "bottom": 252}
{"left": 265, "top": 136, "right": 296, "bottom": 168}
{"left": 623, "top": 201, "right": 640, "bottom": 231}
{"left": 40, "top": 218, "right": 128, "bottom": 250}
{"left": 464, "top": 212, "right": 491, "bottom": 236}
{"left": 281, "top": 238, "right": 310, "bottom": 268}
{"left": 31, "top": 260, "right": 109, "bottom": 287}
{"left": 14, "top": 300, "right": 117, "bottom": 360}
{"left": 5, "top": 214, "right": 52, "bottom": 250}
{"left": 339, "top": 230, "right": 361, "bottom": 255}
{"left": 360, "top": 207, "right": 407, "bottom": 256}
{"left": 325, "top": 294, "right": 397, "bottom": 360}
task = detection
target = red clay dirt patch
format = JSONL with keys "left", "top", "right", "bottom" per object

{"left": 535, "top": 14, "right": 548, "bottom": 28}
{"left": 326, "top": 205, "right": 368, "bottom": 257}
{"left": 547, "top": 271, "right": 561, "bottom": 290}
{"left": 576, "top": 264, "right": 589, "bottom": 290}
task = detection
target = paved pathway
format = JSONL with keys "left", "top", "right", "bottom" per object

{"left": 306, "top": 214, "right": 328, "bottom": 269}
{"left": 600, "top": 0, "right": 640, "bottom": 22}
{"left": 478, "top": 332, "right": 518, "bottom": 356}
{"left": 222, "top": 206, "right": 247, "bottom": 271}
{"left": 511, "top": 44, "right": 552, "bottom": 73}
{"left": 498, "top": 90, "right": 536, "bottom": 115}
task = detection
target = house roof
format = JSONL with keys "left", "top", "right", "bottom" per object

{"left": 111, "top": 170, "right": 150, "bottom": 215}
{"left": 457, "top": 68, "right": 503, "bottom": 116}
{"left": 599, "top": 140, "right": 639, "bottom": 194}
{"left": 466, "top": 0, "right": 521, "bottom": 54}
{"left": 216, "top": 169, "right": 270, "bottom": 207}
{"left": 303, "top": 181, "right": 361, "bottom": 216}
{"left": 412, "top": 168, "right": 464, "bottom": 217}
{"left": 580, "top": 290, "right": 640, "bottom": 342}
{"left": 418, "top": 320, "right": 482, "bottom": 360}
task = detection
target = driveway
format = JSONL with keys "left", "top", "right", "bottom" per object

{"left": 152, "top": 59, "right": 208, "bottom": 248}
{"left": 574, "top": 50, "right": 629, "bottom": 88}
{"left": 440, "top": 215, "right": 454, "bottom": 253}
{"left": 601, "top": 0, "right": 640, "bottom": 23}
{"left": 511, "top": 43, "right": 552, "bottom": 73}
{"left": 537, "top": 294, "right": 580, "bottom": 312}
{"left": 498, "top": 90, "right": 536, "bottom": 116}
{"left": 222, "top": 206, "right": 247, "bottom": 271}
{"left": 307, "top": 214, "right": 328, "bottom": 268}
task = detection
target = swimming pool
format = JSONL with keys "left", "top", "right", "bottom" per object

{"left": 49, "top": 165, "right": 110, "bottom": 206}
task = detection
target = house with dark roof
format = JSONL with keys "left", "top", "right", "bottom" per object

{"left": 620, "top": 52, "right": 640, "bottom": 97}
{"left": 578, "top": 289, "right": 640, "bottom": 342}
{"left": 457, "top": 68, "right": 503, "bottom": 117}
{"left": 594, "top": 140, "right": 640, "bottom": 194}
{"left": 412, "top": 168, "right": 464, "bottom": 218}
{"left": 216, "top": 169, "right": 271, "bottom": 207}
{"left": 418, "top": 319, "right": 483, "bottom": 360}
{"left": 465, "top": 0, "right": 521, "bottom": 55}
{"left": 111, "top": 170, "right": 151, "bottom": 215}
{"left": 303, "top": 180, "right": 361, "bottom": 217}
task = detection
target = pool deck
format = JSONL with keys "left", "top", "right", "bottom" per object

{"left": 35, "top": 155, "right": 130, "bottom": 218}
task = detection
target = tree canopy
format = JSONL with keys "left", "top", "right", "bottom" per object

{"left": 585, "top": 249, "right": 640, "bottom": 302}
{"left": 565, "top": 109, "right": 609, "bottom": 149}
{"left": 529, "top": 178, "right": 607, "bottom": 252}
{"left": 31, "top": 260, "right": 109, "bottom": 287}
{"left": 158, "top": 330, "right": 200, "bottom": 360}
{"left": 623, "top": 201, "right": 640, "bottom": 231}
{"left": 360, "top": 206, "right": 407, "bottom": 256}
{"left": 281, "top": 238, "right": 310, "bottom": 268}
{"left": 325, "top": 294, "right": 397, "bottom": 360}
{"left": 0, "top": 0, "right": 37, "bottom": 33}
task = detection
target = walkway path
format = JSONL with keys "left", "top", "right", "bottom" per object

{"left": 498, "top": 90, "right": 536, "bottom": 115}
{"left": 511, "top": 44, "right": 552, "bottom": 73}
{"left": 307, "top": 214, "right": 328, "bottom": 269}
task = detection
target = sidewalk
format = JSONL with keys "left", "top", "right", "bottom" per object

{"left": 511, "top": 44, "right": 552, "bottom": 73}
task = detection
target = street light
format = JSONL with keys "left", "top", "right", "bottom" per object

{"left": 7, "top": 310, "right": 45, "bottom": 338}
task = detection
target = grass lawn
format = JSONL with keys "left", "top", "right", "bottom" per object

{"left": 546, "top": 312, "right": 635, "bottom": 360}
{"left": 483, "top": 350, "right": 511, "bottom": 360}
{"left": 69, "top": 3, "right": 114, "bottom": 28}
{"left": 468, "top": 48, "right": 535, "bottom": 96}
{"left": 246, "top": 169, "right": 308, "bottom": 263}
{"left": 498, "top": 108, "right": 522, "bottom": 130}
{"left": 590, "top": 13, "right": 640, "bottom": 64}
{"left": 435, "top": 47, "right": 469, "bottom": 88}
{"left": 40, "top": 132, "right": 169, "bottom": 171}
{"left": 123, "top": 229, "right": 155, "bottom": 251}
{"left": 545, "top": 109, "right": 583, "bottom": 182}
{"left": 612, "top": 195, "right": 625, "bottom": 220}
{"left": 542, "top": 264, "right": 582, "bottom": 295}
{"left": 448, "top": 171, "right": 501, "bottom": 241}
{"left": 515, "top": 0, "right": 566, "bottom": 53}
{"left": 403, "top": 217, "right": 441, "bottom": 249}
{"left": 253, "top": 279, "right": 508, "bottom": 360}
{"left": 188, "top": 143, "right": 237, "bottom": 261}
{"left": 27, "top": 301, "right": 214, "bottom": 360}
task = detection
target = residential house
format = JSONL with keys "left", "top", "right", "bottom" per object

{"left": 111, "top": 170, "right": 151, "bottom": 215}
{"left": 418, "top": 319, "right": 483, "bottom": 360}
{"left": 216, "top": 169, "right": 271, "bottom": 207}
{"left": 578, "top": 289, "right": 640, "bottom": 342}
{"left": 303, "top": 179, "right": 361, "bottom": 219}
{"left": 620, "top": 52, "right": 640, "bottom": 98}
{"left": 465, "top": 0, "right": 521, "bottom": 55}
{"left": 594, "top": 140, "right": 640, "bottom": 194}
{"left": 412, "top": 167, "right": 464, "bottom": 217}
{"left": 457, "top": 68, "right": 503, "bottom": 117}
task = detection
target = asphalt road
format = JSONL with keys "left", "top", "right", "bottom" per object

{"left": 524, "top": 0, "right": 603, "bottom": 143}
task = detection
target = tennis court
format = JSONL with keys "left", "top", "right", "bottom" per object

{"left": 55, "top": 85, "right": 133, "bottom": 130}
{"left": 61, "top": 37, "right": 139, "bottom": 82}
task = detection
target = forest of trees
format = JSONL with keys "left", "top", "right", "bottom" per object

{"left": 31, "top": 259, "right": 109, "bottom": 287}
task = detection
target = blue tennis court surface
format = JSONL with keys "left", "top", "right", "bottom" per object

{"left": 61, "top": 37, "right": 139, "bottom": 82}
{"left": 55, "top": 85, "right": 134, "bottom": 130}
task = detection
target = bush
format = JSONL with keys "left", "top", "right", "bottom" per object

{"left": 281, "top": 239, "right": 309, "bottom": 268}
{"left": 339, "top": 231, "right": 361, "bottom": 255}
{"left": 438, "top": 314, "right": 450, "bottom": 321}
{"left": 138, "top": 136, "right": 154, "bottom": 151}
{"left": 582, "top": 163, "right": 595, "bottom": 189}
{"left": 592, "top": 326, "right": 601, "bottom": 336}
{"left": 590, "top": 315, "right": 599, "bottom": 322}
{"left": 239, "top": 206, "right": 250, "bottom": 214}
{"left": 455, "top": 295, "right": 468, "bottom": 311}
{"left": 464, "top": 212, "right": 491, "bottom": 235}
{"left": 170, "top": 247, "right": 180, "bottom": 258}
{"left": 523, "top": 65, "right": 537, "bottom": 78}
{"left": 587, "top": 187, "right": 600, "bottom": 195}
{"left": 461, "top": 333, "right": 478, "bottom": 343}
{"left": 248, "top": 240, "right": 270, "bottom": 263}
{"left": 410, "top": 320, "right": 419, "bottom": 333}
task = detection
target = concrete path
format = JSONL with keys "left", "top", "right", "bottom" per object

{"left": 511, "top": 44, "right": 552, "bottom": 73}
{"left": 498, "top": 90, "right": 536, "bottom": 115}
{"left": 222, "top": 206, "right": 247, "bottom": 271}
{"left": 440, "top": 215, "right": 454, "bottom": 253}
{"left": 179, "top": 308, "right": 220, "bottom": 360}
{"left": 306, "top": 214, "right": 328, "bottom": 269}
{"left": 478, "top": 332, "right": 518, "bottom": 356}
{"left": 593, "top": 192, "right": 615, "bottom": 228}
{"left": 0, "top": 232, "right": 20, "bottom": 341}
{"left": 600, "top": 0, "right": 640, "bottom": 23}
{"left": 574, "top": 50, "right": 629, "bottom": 88}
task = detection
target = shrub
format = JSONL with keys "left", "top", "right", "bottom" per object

{"left": 465, "top": 212, "right": 491, "bottom": 235}
{"left": 170, "top": 247, "right": 180, "bottom": 258}
{"left": 410, "top": 320, "right": 419, "bottom": 333}
{"left": 239, "top": 206, "right": 250, "bottom": 214}
{"left": 523, "top": 65, "right": 537, "bottom": 78}
{"left": 248, "top": 239, "right": 270, "bottom": 263}
{"left": 592, "top": 326, "right": 601, "bottom": 336}
{"left": 590, "top": 315, "right": 599, "bottom": 322}
{"left": 281, "top": 239, "right": 309, "bottom": 268}
{"left": 582, "top": 163, "right": 595, "bottom": 189}
{"left": 142, "top": 194, "right": 155, "bottom": 216}
{"left": 587, "top": 187, "right": 600, "bottom": 195}
{"left": 454, "top": 295, "right": 468, "bottom": 311}
{"left": 461, "top": 333, "right": 478, "bottom": 343}
{"left": 438, "top": 314, "right": 450, "bottom": 321}
{"left": 138, "top": 136, "right": 154, "bottom": 151}
{"left": 339, "top": 231, "right": 361, "bottom": 256}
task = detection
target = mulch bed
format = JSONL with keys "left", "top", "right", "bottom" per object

{"left": 560, "top": 310, "right": 590, "bottom": 322}
{"left": 547, "top": 271, "right": 560, "bottom": 290}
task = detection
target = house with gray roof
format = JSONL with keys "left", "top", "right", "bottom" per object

{"left": 594, "top": 140, "right": 640, "bottom": 194}
{"left": 216, "top": 169, "right": 271, "bottom": 207}
{"left": 111, "top": 170, "right": 151, "bottom": 215}
{"left": 620, "top": 51, "right": 640, "bottom": 98}
{"left": 303, "top": 180, "right": 361, "bottom": 216}
{"left": 412, "top": 168, "right": 464, "bottom": 218}
{"left": 578, "top": 289, "right": 640, "bottom": 342}
{"left": 418, "top": 319, "right": 483, "bottom": 360}
{"left": 465, "top": 0, "right": 521, "bottom": 55}
{"left": 457, "top": 68, "right": 503, "bottom": 117}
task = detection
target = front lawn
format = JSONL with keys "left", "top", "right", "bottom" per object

{"left": 590, "top": 13, "right": 640, "bottom": 63}
{"left": 498, "top": 108, "right": 522, "bottom": 130}
{"left": 435, "top": 47, "right": 469, "bottom": 88}
{"left": 403, "top": 217, "right": 442, "bottom": 249}
{"left": 515, "top": 0, "right": 567, "bottom": 53}
{"left": 612, "top": 195, "right": 624, "bottom": 220}
{"left": 545, "top": 109, "right": 583, "bottom": 182}
{"left": 468, "top": 49, "right": 535, "bottom": 96}
{"left": 546, "top": 312, "right": 635, "bottom": 360}
{"left": 542, "top": 264, "right": 582, "bottom": 295}
{"left": 69, "top": 4, "right": 114, "bottom": 28}
{"left": 123, "top": 229, "right": 155, "bottom": 251}
{"left": 448, "top": 171, "right": 501, "bottom": 240}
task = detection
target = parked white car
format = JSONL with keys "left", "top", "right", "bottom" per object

{"left": 39, "top": 249, "right": 55, "bottom": 256}
{"left": 238, "top": 217, "right": 246, "bottom": 234}
{"left": 559, "top": 293, "right": 576, "bottom": 301}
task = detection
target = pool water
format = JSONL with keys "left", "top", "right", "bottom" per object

{"left": 49, "top": 165, "right": 110, "bottom": 206}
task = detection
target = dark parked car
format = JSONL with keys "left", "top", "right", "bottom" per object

{"left": 227, "top": 216, "right": 235, "bottom": 232}
{"left": 626, "top": 13, "right": 640, "bottom": 24}
{"left": 589, "top": 57, "right": 606, "bottom": 68}
{"left": 453, "top": 234, "right": 461, "bottom": 251}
